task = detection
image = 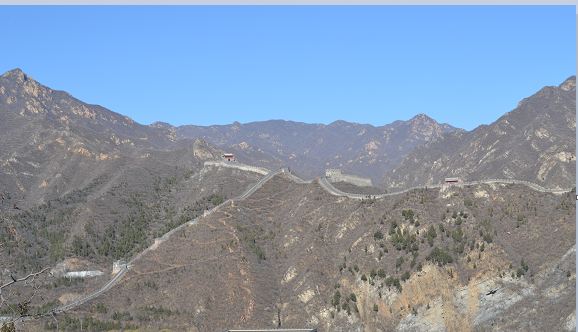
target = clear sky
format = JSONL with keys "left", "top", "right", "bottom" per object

{"left": 0, "top": 6, "right": 575, "bottom": 130}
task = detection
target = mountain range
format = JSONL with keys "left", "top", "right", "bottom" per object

{"left": 1, "top": 68, "right": 574, "bottom": 196}
{"left": 0, "top": 68, "right": 575, "bottom": 331}
{"left": 174, "top": 114, "right": 460, "bottom": 184}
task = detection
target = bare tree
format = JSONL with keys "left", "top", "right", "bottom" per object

{"left": 0, "top": 266, "right": 54, "bottom": 329}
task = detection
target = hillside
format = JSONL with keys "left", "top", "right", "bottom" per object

{"left": 59, "top": 172, "right": 575, "bottom": 331}
{"left": 0, "top": 68, "right": 575, "bottom": 332}
{"left": 0, "top": 68, "right": 187, "bottom": 210}
{"left": 382, "top": 76, "right": 576, "bottom": 190}
{"left": 0, "top": 69, "right": 264, "bottom": 275}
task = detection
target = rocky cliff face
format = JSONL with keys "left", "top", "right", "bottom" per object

{"left": 382, "top": 76, "right": 576, "bottom": 190}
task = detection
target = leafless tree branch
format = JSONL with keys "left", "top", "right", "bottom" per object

{"left": 0, "top": 267, "right": 51, "bottom": 291}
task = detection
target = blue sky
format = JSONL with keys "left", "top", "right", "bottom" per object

{"left": 0, "top": 6, "right": 575, "bottom": 130}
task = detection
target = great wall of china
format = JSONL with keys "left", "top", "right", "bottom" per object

{"left": 12, "top": 159, "right": 573, "bottom": 324}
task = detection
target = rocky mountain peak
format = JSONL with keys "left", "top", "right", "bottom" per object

{"left": 328, "top": 120, "right": 352, "bottom": 127}
{"left": 149, "top": 121, "right": 174, "bottom": 129}
{"left": 409, "top": 113, "right": 435, "bottom": 124}
{"left": 406, "top": 113, "right": 460, "bottom": 136}
{"left": 1, "top": 68, "right": 29, "bottom": 82}
{"left": 559, "top": 75, "right": 576, "bottom": 92}
{"left": 406, "top": 113, "right": 447, "bottom": 136}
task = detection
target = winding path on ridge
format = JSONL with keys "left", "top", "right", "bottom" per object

{"left": 23, "top": 161, "right": 573, "bottom": 322}
{"left": 318, "top": 176, "right": 572, "bottom": 199}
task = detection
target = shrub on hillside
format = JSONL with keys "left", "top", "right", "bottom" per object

{"left": 427, "top": 247, "right": 453, "bottom": 266}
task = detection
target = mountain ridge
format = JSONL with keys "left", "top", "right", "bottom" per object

{"left": 0, "top": 68, "right": 575, "bottom": 332}
{"left": 1, "top": 68, "right": 574, "bottom": 190}
{"left": 382, "top": 76, "right": 576, "bottom": 189}
{"left": 1, "top": 68, "right": 464, "bottom": 186}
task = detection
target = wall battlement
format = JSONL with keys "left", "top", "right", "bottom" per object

{"left": 325, "top": 168, "right": 373, "bottom": 187}
{"left": 204, "top": 160, "right": 269, "bottom": 175}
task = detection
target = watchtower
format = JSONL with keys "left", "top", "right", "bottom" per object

{"left": 223, "top": 153, "right": 235, "bottom": 162}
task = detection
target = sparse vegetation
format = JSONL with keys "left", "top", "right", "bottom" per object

{"left": 49, "top": 277, "right": 84, "bottom": 289}
{"left": 396, "top": 256, "right": 405, "bottom": 269}
{"left": 451, "top": 227, "right": 464, "bottom": 243}
{"left": 1, "top": 322, "right": 15, "bottom": 332}
{"left": 390, "top": 228, "right": 419, "bottom": 253}
{"left": 143, "top": 280, "right": 158, "bottom": 290}
{"left": 516, "top": 259, "right": 529, "bottom": 278}
{"left": 136, "top": 305, "right": 178, "bottom": 321}
{"left": 401, "top": 209, "right": 416, "bottom": 223}
{"left": 385, "top": 276, "right": 402, "bottom": 292}
{"left": 426, "top": 225, "right": 437, "bottom": 247}
{"left": 112, "top": 311, "right": 132, "bottom": 321}
{"left": 332, "top": 291, "right": 341, "bottom": 307}
{"left": 95, "top": 303, "right": 108, "bottom": 314}
{"left": 427, "top": 247, "right": 453, "bottom": 266}
{"left": 237, "top": 224, "right": 268, "bottom": 261}
{"left": 44, "top": 315, "right": 136, "bottom": 331}
{"left": 401, "top": 271, "right": 411, "bottom": 281}
{"left": 349, "top": 293, "right": 357, "bottom": 302}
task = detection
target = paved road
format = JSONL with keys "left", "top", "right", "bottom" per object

{"left": 20, "top": 163, "right": 573, "bottom": 322}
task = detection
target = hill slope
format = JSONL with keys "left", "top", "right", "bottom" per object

{"left": 382, "top": 76, "right": 576, "bottom": 189}
{"left": 78, "top": 173, "right": 575, "bottom": 331}
{"left": 0, "top": 69, "right": 575, "bottom": 331}
{"left": 0, "top": 69, "right": 263, "bottom": 274}
{"left": 0, "top": 68, "right": 190, "bottom": 209}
